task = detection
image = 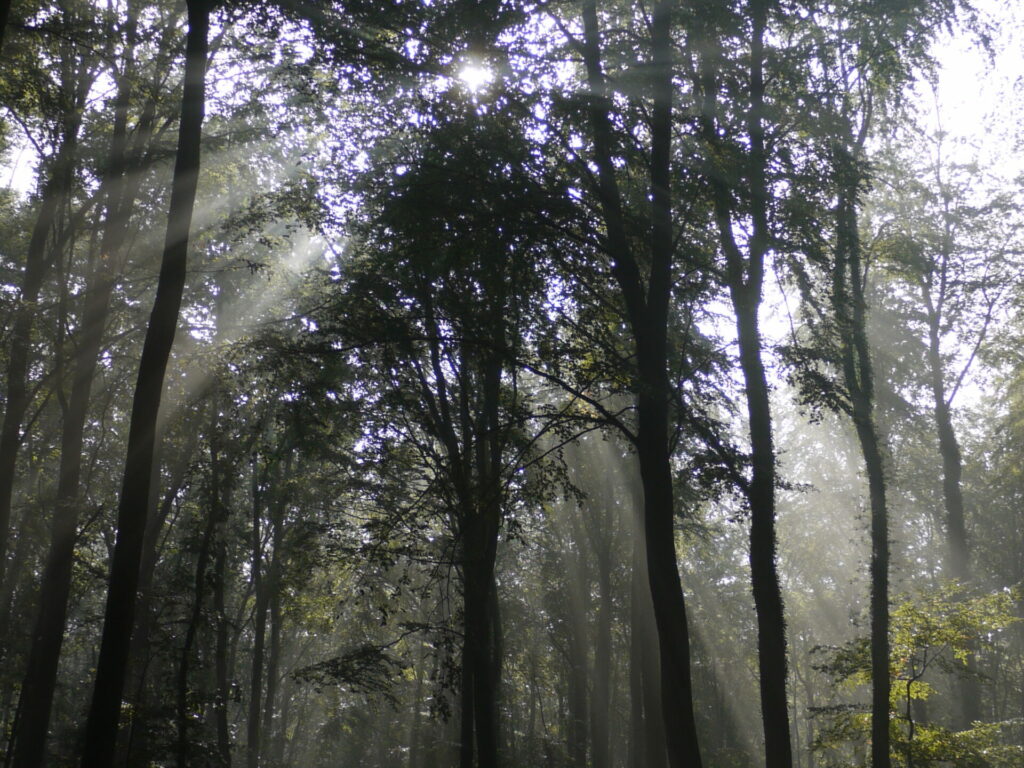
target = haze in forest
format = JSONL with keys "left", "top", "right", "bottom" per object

{"left": 0, "top": 1, "right": 1022, "bottom": 768}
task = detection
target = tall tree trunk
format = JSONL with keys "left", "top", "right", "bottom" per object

{"left": 175, "top": 505, "right": 217, "bottom": 768}
{"left": 924, "top": 301, "right": 980, "bottom": 726}
{"left": 12, "top": 10, "right": 145, "bottom": 762}
{"left": 80, "top": 3, "right": 211, "bottom": 763}
{"left": 565, "top": 513, "right": 589, "bottom": 768}
{"left": 579, "top": 2, "right": 702, "bottom": 764}
{"left": 697, "top": 4, "right": 792, "bottom": 763}
{"left": 213, "top": 520, "right": 232, "bottom": 767}
{"left": 629, "top": 507, "right": 668, "bottom": 768}
{"left": 121, "top": 429, "right": 193, "bottom": 767}
{"left": 834, "top": 157, "right": 890, "bottom": 768}
{"left": 0, "top": 115, "right": 82, "bottom": 590}
{"left": 629, "top": 562, "right": 644, "bottom": 768}
{"left": 248, "top": 452, "right": 287, "bottom": 768}
{"left": 260, "top": 543, "right": 282, "bottom": 762}
{"left": 738, "top": 4, "right": 792, "bottom": 765}
{"left": 460, "top": 517, "right": 501, "bottom": 768}
{"left": 247, "top": 460, "right": 268, "bottom": 768}
{"left": 589, "top": 501, "right": 613, "bottom": 768}
{"left": 0, "top": 0, "right": 11, "bottom": 51}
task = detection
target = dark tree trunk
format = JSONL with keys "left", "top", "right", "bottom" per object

{"left": 629, "top": 566, "right": 643, "bottom": 768}
{"left": 924, "top": 298, "right": 980, "bottom": 727}
{"left": 579, "top": 2, "right": 702, "bottom": 765}
{"left": 0, "top": 122, "right": 81, "bottom": 590}
{"left": 928, "top": 350, "right": 968, "bottom": 582}
{"left": 629, "top": 507, "right": 668, "bottom": 768}
{"left": 80, "top": 3, "right": 210, "bottom": 763}
{"left": 589, "top": 503, "right": 613, "bottom": 768}
{"left": 248, "top": 451, "right": 288, "bottom": 768}
{"left": 247, "top": 463, "right": 269, "bottom": 768}
{"left": 213, "top": 527, "right": 232, "bottom": 767}
{"left": 261, "top": 536, "right": 283, "bottom": 760}
{"left": 0, "top": 0, "right": 10, "bottom": 50}
{"left": 122, "top": 430, "right": 194, "bottom": 767}
{"left": 12, "top": 11, "right": 146, "bottom": 761}
{"left": 565, "top": 515, "right": 589, "bottom": 768}
{"left": 696, "top": 4, "right": 792, "bottom": 763}
{"left": 175, "top": 507, "right": 217, "bottom": 768}
{"left": 460, "top": 509, "right": 501, "bottom": 768}
{"left": 834, "top": 166, "right": 890, "bottom": 768}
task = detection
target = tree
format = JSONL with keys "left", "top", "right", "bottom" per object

{"left": 80, "top": 2, "right": 213, "bottom": 762}
{"left": 814, "top": 584, "right": 1021, "bottom": 767}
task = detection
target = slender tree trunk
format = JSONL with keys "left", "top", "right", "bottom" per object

{"left": 459, "top": 612, "right": 476, "bottom": 768}
{"left": 213, "top": 525, "right": 232, "bottom": 766}
{"left": 579, "top": 2, "right": 701, "bottom": 764}
{"left": 0, "top": 124, "right": 80, "bottom": 590}
{"left": 247, "top": 461, "right": 269, "bottom": 768}
{"left": 175, "top": 508, "right": 217, "bottom": 768}
{"left": 629, "top": 562, "right": 644, "bottom": 768}
{"left": 464, "top": 538, "right": 500, "bottom": 768}
{"left": 927, "top": 344, "right": 968, "bottom": 583}
{"left": 260, "top": 547, "right": 282, "bottom": 761}
{"left": 696, "top": 4, "right": 792, "bottom": 763}
{"left": 739, "top": 3, "right": 792, "bottom": 765}
{"left": 925, "top": 308, "right": 981, "bottom": 726}
{"left": 589, "top": 506, "right": 613, "bottom": 768}
{"left": 565, "top": 516, "right": 589, "bottom": 768}
{"left": 0, "top": 0, "right": 11, "bottom": 51}
{"left": 834, "top": 164, "right": 890, "bottom": 768}
{"left": 12, "top": 11, "right": 144, "bottom": 761}
{"left": 80, "top": 3, "right": 211, "bottom": 763}
{"left": 122, "top": 430, "right": 191, "bottom": 767}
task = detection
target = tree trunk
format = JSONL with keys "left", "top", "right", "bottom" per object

{"left": 629, "top": 509, "right": 668, "bottom": 768}
{"left": 213, "top": 525, "right": 232, "bottom": 767}
{"left": 697, "top": 4, "right": 792, "bottom": 762}
{"left": 834, "top": 168, "right": 890, "bottom": 768}
{"left": 589, "top": 502, "right": 613, "bottom": 768}
{"left": 579, "top": 1, "right": 702, "bottom": 764}
{"left": 565, "top": 515, "right": 589, "bottom": 768}
{"left": 80, "top": 3, "right": 210, "bottom": 763}
{"left": 175, "top": 506, "right": 217, "bottom": 768}
{"left": 260, "top": 544, "right": 283, "bottom": 761}
{"left": 247, "top": 460, "right": 269, "bottom": 768}
{"left": 12, "top": 10, "right": 145, "bottom": 760}
{"left": 0, "top": 0, "right": 11, "bottom": 51}
{"left": 0, "top": 118, "right": 81, "bottom": 590}
{"left": 925, "top": 305, "right": 980, "bottom": 726}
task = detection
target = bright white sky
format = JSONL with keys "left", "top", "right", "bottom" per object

{"left": 926, "top": 0, "right": 1024, "bottom": 168}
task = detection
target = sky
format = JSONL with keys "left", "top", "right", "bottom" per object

{"left": 928, "top": 0, "right": 1024, "bottom": 167}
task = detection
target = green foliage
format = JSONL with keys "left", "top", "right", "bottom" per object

{"left": 813, "top": 583, "right": 1022, "bottom": 767}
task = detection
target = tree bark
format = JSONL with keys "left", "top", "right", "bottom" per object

{"left": 589, "top": 500, "right": 613, "bottom": 768}
{"left": 834, "top": 162, "right": 890, "bottom": 768}
{"left": 247, "top": 460, "right": 269, "bottom": 768}
{"left": 460, "top": 506, "right": 501, "bottom": 768}
{"left": 696, "top": 5, "right": 792, "bottom": 763}
{"left": 260, "top": 528, "right": 283, "bottom": 762}
{"left": 0, "top": 0, "right": 11, "bottom": 51}
{"left": 579, "top": 2, "right": 702, "bottom": 764}
{"left": 80, "top": 3, "right": 211, "bottom": 763}
{"left": 0, "top": 113, "right": 82, "bottom": 590}
{"left": 175, "top": 504, "right": 217, "bottom": 768}
{"left": 12, "top": 9, "right": 146, "bottom": 761}
{"left": 923, "top": 287, "right": 980, "bottom": 727}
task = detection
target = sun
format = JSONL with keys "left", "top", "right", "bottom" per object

{"left": 458, "top": 63, "right": 493, "bottom": 93}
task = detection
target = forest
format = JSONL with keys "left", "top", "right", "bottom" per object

{"left": 0, "top": 0, "right": 1022, "bottom": 766}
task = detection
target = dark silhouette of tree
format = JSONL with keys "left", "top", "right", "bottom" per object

{"left": 80, "top": 2, "right": 213, "bottom": 763}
